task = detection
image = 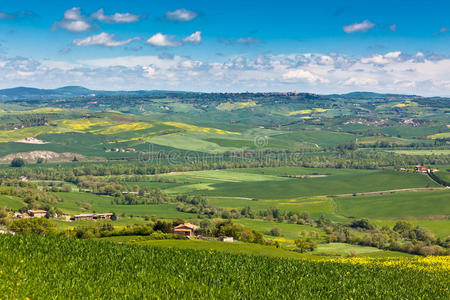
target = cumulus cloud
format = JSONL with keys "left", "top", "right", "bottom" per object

{"left": 183, "top": 31, "right": 202, "bottom": 44}
{"left": 73, "top": 32, "right": 139, "bottom": 47}
{"left": 166, "top": 9, "right": 197, "bottom": 21}
{"left": 147, "top": 33, "right": 181, "bottom": 47}
{"left": 53, "top": 7, "right": 92, "bottom": 33}
{"left": 343, "top": 20, "right": 375, "bottom": 33}
{"left": 360, "top": 51, "right": 405, "bottom": 65}
{"left": 283, "top": 69, "right": 328, "bottom": 83}
{"left": 91, "top": 8, "right": 142, "bottom": 24}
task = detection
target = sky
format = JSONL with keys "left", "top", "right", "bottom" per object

{"left": 0, "top": 0, "right": 449, "bottom": 96}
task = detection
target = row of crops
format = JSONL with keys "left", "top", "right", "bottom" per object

{"left": 0, "top": 235, "right": 448, "bottom": 299}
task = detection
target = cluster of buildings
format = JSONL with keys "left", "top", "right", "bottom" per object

{"left": 14, "top": 210, "right": 114, "bottom": 222}
{"left": 105, "top": 148, "right": 136, "bottom": 153}
{"left": 414, "top": 165, "right": 439, "bottom": 174}
{"left": 415, "top": 165, "right": 429, "bottom": 173}
{"left": 72, "top": 213, "right": 114, "bottom": 221}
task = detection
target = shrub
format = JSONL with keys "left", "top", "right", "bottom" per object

{"left": 10, "top": 158, "right": 25, "bottom": 168}
{"left": 350, "top": 218, "right": 374, "bottom": 230}
{"left": 8, "top": 218, "right": 56, "bottom": 235}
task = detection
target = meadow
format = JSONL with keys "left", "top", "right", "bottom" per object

{"left": 54, "top": 192, "right": 194, "bottom": 219}
{"left": 0, "top": 234, "right": 448, "bottom": 299}
{"left": 193, "top": 169, "right": 439, "bottom": 199}
{"left": 335, "top": 190, "right": 450, "bottom": 219}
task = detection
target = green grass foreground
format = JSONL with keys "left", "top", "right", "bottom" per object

{"left": 0, "top": 235, "right": 448, "bottom": 299}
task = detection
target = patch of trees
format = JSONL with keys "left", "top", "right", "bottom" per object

{"left": 322, "top": 219, "right": 449, "bottom": 256}
{"left": 196, "top": 219, "right": 267, "bottom": 245}
{"left": 1, "top": 150, "right": 449, "bottom": 181}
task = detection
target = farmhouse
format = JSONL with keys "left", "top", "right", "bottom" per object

{"left": 27, "top": 210, "right": 47, "bottom": 218}
{"left": 415, "top": 165, "right": 428, "bottom": 173}
{"left": 174, "top": 223, "right": 199, "bottom": 237}
{"left": 73, "top": 213, "right": 114, "bottom": 221}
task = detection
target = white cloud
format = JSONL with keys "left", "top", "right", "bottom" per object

{"left": 183, "top": 31, "right": 202, "bottom": 44}
{"left": 53, "top": 7, "right": 92, "bottom": 33}
{"left": 73, "top": 32, "right": 139, "bottom": 47}
{"left": 1, "top": 52, "right": 450, "bottom": 96}
{"left": 283, "top": 69, "right": 328, "bottom": 83}
{"left": 147, "top": 33, "right": 181, "bottom": 47}
{"left": 361, "top": 52, "right": 404, "bottom": 65}
{"left": 166, "top": 9, "right": 197, "bottom": 21}
{"left": 344, "top": 77, "right": 378, "bottom": 86}
{"left": 91, "top": 8, "right": 142, "bottom": 24}
{"left": 343, "top": 20, "right": 375, "bottom": 33}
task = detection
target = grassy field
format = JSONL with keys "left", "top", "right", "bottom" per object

{"left": 208, "top": 196, "right": 335, "bottom": 218}
{"left": 387, "top": 149, "right": 450, "bottom": 155}
{"left": 194, "top": 169, "right": 438, "bottom": 199}
{"left": 335, "top": 190, "right": 450, "bottom": 219}
{"left": 119, "top": 238, "right": 304, "bottom": 259}
{"left": 0, "top": 235, "right": 448, "bottom": 299}
{"left": 0, "top": 195, "right": 23, "bottom": 210}
{"left": 234, "top": 218, "right": 325, "bottom": 241}
{"left": 370, "top": 219, "right": 450, "bottom": 239}
{"left": 54, "top": 192, "right": 193, "bottom": 219}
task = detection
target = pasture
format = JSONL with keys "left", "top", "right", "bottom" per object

{"left": 192, "top": 169, "right": 439, "bottom": 199}
{"left": 335, "top": 190, "right": 450, "bottom": 219}
{"left": 54, "top": 192, "right": 193, "bottom": 219}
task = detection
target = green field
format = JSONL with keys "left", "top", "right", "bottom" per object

{"left": 336, "top": 190, "right": 450, "bottom": 219}
{"left": 194, "top": 169, "right": 438, "bottom": 199}
{"left": 387, "top": 150, "right": 450, "bottom": 155}
{"left": 54, "top": 192, "right": 193, "bottom": 219}
{"left": 0, "top": 195, "right": 23, "bottom": 210}
{"left": 0, "top": 235, "right": 448, "bottom": 299}
{"left": 370, "top": 219, "right": 450, "bottom": 239}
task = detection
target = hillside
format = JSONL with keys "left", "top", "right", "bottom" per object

{"left": 0, "top": 86, "right": 191, "bottom": 100}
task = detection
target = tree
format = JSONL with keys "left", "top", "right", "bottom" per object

{"left": 269, "top": 227, "right": 281, "bottom": 237}
{"left": 294, "top": 238, "right": 317, "bottom": 253}
{"left": 110, "top": 212, "right": 117, "bottom": 221}
{"left": 350, "top": 218, "right": 374, "bottom": 230}
{"left": 11, "top": 158, "right": 25, "bottom": 167}
{"left": 393, "top": 221, "right": 414, "bottom": 235}
{"left": 61, "top": 184, "right": 72, "bottom": 192}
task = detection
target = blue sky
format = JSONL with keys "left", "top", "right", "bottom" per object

{"left": 0, "top": 0, "right": 449, "bottom": 95}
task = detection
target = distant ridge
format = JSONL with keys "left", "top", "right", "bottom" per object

{"left": 0, "top": 86, "right": 444, "bottom": 101}
{"left": 0, "top": 86, "right": 192, "bottom": 100}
